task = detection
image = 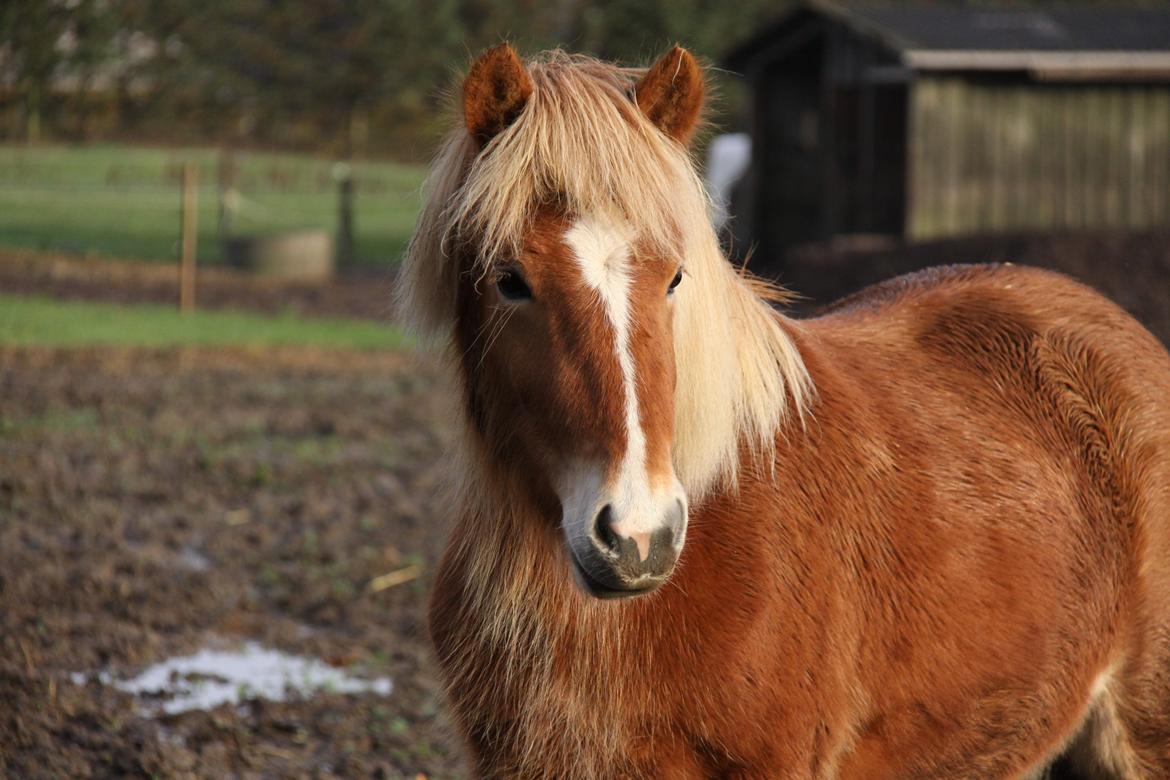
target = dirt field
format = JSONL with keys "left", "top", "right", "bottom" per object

{"left": 0, "top": 345, "right": 466, "bottom": 778}
{"left": 3, "top": 231, "right": 1166, "bottom": 778}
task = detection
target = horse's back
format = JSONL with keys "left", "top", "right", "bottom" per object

{"left": 800, "top": 263, "right": 1170, "bottom": 776}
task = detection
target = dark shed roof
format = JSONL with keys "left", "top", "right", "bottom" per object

{"left": 846, "top": 7, "right": 1170, "bottom": 52}
{"left": 727, "top": 3, "right": 1170, "bottom": 77}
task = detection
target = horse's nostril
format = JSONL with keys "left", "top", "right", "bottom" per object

{"left": 594, "top": 504, "right": 620, "bottom": 553}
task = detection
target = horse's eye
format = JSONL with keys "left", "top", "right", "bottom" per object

{"left": 496, "top": 268, "right": 532, "bottom": 301}
{"left": 668, "top": 269, "right": 683, "bottom": 295}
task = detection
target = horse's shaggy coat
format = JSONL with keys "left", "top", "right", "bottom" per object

{"left": 401, "top": 45, "right": 1170, "bottom": 779}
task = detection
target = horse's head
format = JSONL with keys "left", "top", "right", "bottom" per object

{"left": 449, "top": 45, "right": 704, "bottom": 599}
{"left": 404, "top": 45, "right": 807, "bottom": 601}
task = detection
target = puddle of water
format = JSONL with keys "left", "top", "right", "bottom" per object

{"left": 73, "top": 641, "right": 392, "bottom": 716}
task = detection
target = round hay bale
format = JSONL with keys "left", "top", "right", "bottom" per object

{"left": 224, "top": 230, "right": 335, "bottom": 282}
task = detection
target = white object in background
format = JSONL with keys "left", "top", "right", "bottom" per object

{"left": 72, "top": 641, "right": 393, "bottom": 716}
{"left": 705, "top": 133, "right": 751, "bottom": 231}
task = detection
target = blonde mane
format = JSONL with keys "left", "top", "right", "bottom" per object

{"left": 398, "top": 50, "right": 813, "bottom": 497}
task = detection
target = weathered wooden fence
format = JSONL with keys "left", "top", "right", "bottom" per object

{"left": 910, "top": 78, "right": 1170, "bottom": 239}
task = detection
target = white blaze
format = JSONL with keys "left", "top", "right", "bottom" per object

{"left": 564, "top": 215, "right": 684, "bottom": 553}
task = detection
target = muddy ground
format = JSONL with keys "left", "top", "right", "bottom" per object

{"left": 0, "top": 345, "right": 467, "bottom": 778}
{"left": 3, "top": 233, "right": 1168, "bottom": 779}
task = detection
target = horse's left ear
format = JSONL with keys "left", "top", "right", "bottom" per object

{"left": 634, "top": 45, "right": 704, "bottom": 145}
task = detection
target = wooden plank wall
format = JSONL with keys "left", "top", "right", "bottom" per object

{"left": 908, "top": 76, "right": 1170, "bottom": 239}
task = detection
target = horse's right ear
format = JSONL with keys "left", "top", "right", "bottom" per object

{"left": 463, "top": 44, "right": 534, "bottom": 146}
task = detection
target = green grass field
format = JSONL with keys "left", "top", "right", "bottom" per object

{"left": 0, "top": 294, "right": 409, "bottom": 350}
{"left": 0, "top": 144, "right": 426, "bottom": 266}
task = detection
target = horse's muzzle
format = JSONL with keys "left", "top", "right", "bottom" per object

{"left": 569, "top": 500, "right": 685, "bottom": 599}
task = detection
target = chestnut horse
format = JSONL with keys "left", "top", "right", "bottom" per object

{"left": 400, "top": 44, "right": 1170, "bottom": 779}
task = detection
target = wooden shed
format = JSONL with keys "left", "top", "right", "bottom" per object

{"left": 724, "top": 3, "right": 1170, "bottom": 270}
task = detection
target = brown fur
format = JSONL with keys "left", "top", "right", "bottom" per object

{"left": 452, "top": 213, "right": 642, "bottom": 505}
{"left": 634, "top": 45, "right": 705, "bottom": 144}
{"left": 414, "top": 48, "right": 1170, "bottom": 780}
{"left": 463, "top": 44, "right": 534, "bottom": 145}
{"left": 433, "top": 264, "right": 1170, "bottom": 778}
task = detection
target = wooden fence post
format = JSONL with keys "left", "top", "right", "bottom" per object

{"left": 180, "top": 162, "right": 199, "bottom": 314}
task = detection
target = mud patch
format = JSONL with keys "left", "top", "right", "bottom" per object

{"left": 0, "top": 345, "right": 464, "bottom": 779}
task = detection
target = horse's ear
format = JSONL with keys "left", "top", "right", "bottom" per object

{"left": 463, "top": 43, "right": 534, "bottom": 146}
{"left": 634, "top": 45, "right": 704, "bottom": 145}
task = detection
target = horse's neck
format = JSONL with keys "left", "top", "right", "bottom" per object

{"left": 433, "top": 446, "right": 789, "bottom": 778}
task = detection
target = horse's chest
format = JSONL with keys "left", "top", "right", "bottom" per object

{"left": 519, "top": 645, "right": 813, "bottom": 776}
